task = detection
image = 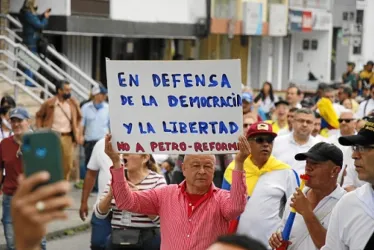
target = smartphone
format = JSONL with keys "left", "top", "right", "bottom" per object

{"left": 254, "top": 93, "right": 262, "bottom": 103}
{"left": 22, "top": 131, "right": 63, "bottom": 185}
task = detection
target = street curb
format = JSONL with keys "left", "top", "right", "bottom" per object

{"left": 46, "top": 223, "right": 91, "bottom": 241}
{"left": 0, "top": 223, "right": 91, "bottom": 248}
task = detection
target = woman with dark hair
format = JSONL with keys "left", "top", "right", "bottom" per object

{"left": 95, "top": 153, "right": 165, "bottom": 250}
{"left": 255, "top": 81, "right": 278, "bottom": 119}
{"left": 0, "top": 95, "right": 16, "bottom": 109}
{"left": 0, "top": 107, "right": 12, "bottom": 142}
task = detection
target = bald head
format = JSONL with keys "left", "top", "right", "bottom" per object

{"left": 340, "top": 110, "right": 354, "bottom": 119}
{"left": 182, "top": 154, "right": 216, "bottom": 194}
{"left": 183, "top": 154, "right": 216, "bottom": 164}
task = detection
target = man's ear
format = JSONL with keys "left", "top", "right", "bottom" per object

{"left": 332, "top": 165, "right": 341, "bottom": 177}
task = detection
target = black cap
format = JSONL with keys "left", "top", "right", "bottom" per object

{"left": 339, "top": 117, "right": 374, "bottom": 146}
{"left": 274, "top": 100, "right": 289, "bottom": 107}
{"left": 367, "top": 61, "right": 374, "bottom": 66}
{"left": 347, "top": 61, "right": 356, "bottom": 68}
{"left": 295, "top": 142, "right": 343, "bottom": 168}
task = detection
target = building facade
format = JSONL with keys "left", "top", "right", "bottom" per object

{"left": 9, "top": 0, "right": 209, "bottom": 86}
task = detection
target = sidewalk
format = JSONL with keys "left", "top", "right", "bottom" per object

{"left": 0, "top": 184, "right": 97, "bottom": 246}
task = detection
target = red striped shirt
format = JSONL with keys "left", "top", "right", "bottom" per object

{"left": 111, "top": 166, "right": 247, "bottom": 250}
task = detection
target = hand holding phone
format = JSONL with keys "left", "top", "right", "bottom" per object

{"left": 44, "top": 8, "right": 51, "bottom": 18}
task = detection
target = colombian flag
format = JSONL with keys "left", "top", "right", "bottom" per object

{"left": 317, "top": 97, "right": 339, "bottom": 130}
{"left": 222, "top": 156, "right": 291, "bottom": 233}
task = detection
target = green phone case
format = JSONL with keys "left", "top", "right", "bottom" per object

{"left": 22, "top": 130, "right": 64, "bottom": 184}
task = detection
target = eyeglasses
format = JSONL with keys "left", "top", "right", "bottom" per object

{"left": 250, "top": 136, "right": 274, "bottom": 144}
{"left": 339, "top": 118, "right": 355, "bottom": 123}
{"left": 351, "top": 145, "right": 374, "bottom": 152}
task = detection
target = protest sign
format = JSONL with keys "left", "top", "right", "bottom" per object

{"left": 106, "top": 59, "right": 243, "bottom": 154}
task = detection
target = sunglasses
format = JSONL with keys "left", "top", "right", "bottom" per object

{"left": 251, "top": 136, "right": 274, "bottom": 144}
{"left": 338, "top": 118, "right": 355, "bottom": 123}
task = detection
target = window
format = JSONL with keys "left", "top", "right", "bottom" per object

{"left": 353, "top": 10, "right": 364, "bottom": 55}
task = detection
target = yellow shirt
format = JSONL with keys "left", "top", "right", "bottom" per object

{"left": 265, "top": 120, "right": 288, "bottom": 134}
{"left": 359, "top": 70, "right": 374, "bottom": 84}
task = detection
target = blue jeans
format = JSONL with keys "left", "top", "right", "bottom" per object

{"left": 91, "top": 212, "right": 111, "bottom": 250}
{"left": 25, "top": 47, "right": 37, "bottom": 87}
{"left": 2, "top": 194, "right": 46, "bottom": 250}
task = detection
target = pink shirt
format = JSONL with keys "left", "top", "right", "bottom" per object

{"left": 110, "top": 167, "right": 247, "bottom": 250}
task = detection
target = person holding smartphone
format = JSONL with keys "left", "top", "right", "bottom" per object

{"left": 19, "top": 0, "right": 50, "bottom": 87}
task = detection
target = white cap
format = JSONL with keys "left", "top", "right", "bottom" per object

{"left": 92, "top": 86, "right": 100, "bottom": 95}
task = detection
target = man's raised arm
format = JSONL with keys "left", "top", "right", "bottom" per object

{"left": 220, "top": 136, "right": 249, "bottom": 220}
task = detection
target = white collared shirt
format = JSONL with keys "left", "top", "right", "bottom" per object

{"left": 326, "top": 133, "right": 365, "bottom": 188}
{"left": 314, "top": 134, "right": 327, "bottom": 142}
{"left": 357, "top": 98, "right": 374, "bottom": 118}
{"left": 281, "top": 185, "right": 346, "bottom": 250}
{"left": 272, "top": 133, "right": 320, "bottom": 175}
{"left": 322, "top": 183, "right": 374, "bottom": 250}
{"left": 237, "top": 168, "right": 298, "bottom": 247}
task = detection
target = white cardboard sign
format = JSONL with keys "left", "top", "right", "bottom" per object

{"left": 105, "top": 60, "right": 243, "bottom": 154}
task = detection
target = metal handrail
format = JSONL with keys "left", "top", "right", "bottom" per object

{"left": 1, "top": 14, "right": 100, "bottom": 90}
{"left": 45, "top": 58, "right": 89, "bottom": 96}
{"left": 0, "top": 73, "right": 43, "bottom": 104}
{"left": 0, "top": 61, "right": 53, "bottom": 99}
{"left": 0, "top": 35, "right": 63, "bottom": 81}
{"left": 0, "top": 50, "right": 56, "bottom": 92}
{"left": 44, "top": 59, "right": 88, "bottom": 98}
{"left": 0, "top": 36, "right": 87, "bottom": 101}
{"left": 5, "top": 14, "right": 22, "bottom": 28}
{"left": 46, "top": 47, "right": 99, "bottom": 89}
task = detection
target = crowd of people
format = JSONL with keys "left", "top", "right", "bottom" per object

{"left": 1, "top": 56, "right": 374, "bottom": 249}
{"left": 1, "top": 71, "right": 374, "bottom": 249}
{"left": 0, "top": 74, "right": 373, "bottom": 250}
{"left": 4, "top": 1, "right": 374, "bottom": 249}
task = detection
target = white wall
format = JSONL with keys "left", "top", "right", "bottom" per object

{"left": 10, "top": 0, "right": 71, "bottom": 16}
{"left": 110, "top": 0, "right": 206, "bottom": 23}
{"left": 290, "top": 31, "right": 331, "bottom": 81}
{"left": 360, "top": 0, "right": 374, "bottom": 64}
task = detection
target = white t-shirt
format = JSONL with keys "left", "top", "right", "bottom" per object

{"left": 326, "top": 134, "right": 365, "bottom": 187}
{"left": 314, "top": 134, "right": 327, "bottom": 142}
{"left": 281, "top": 186, "right": 346, "bottom": 250}
{"left": 272, "top": 133, "right": 320, "bottom": 175}
{"left": 322, "top": 183, "right": 374, "bottom": 250}
{"left": 356, "top": 98, "right": 374, "bottom": 118}
{"left": 86, "top": 138, "right": 112, "bottom": 204}
{"left": 237, "top": 168, "right": 298, "bottom": 247}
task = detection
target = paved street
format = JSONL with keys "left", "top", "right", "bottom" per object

{"left": 0, "top": 184, "right": 96, "bottom": 248}
{"left": 47, "top": 231, "right": 91, "bottom": 250}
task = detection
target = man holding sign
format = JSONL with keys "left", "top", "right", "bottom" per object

{"left": 104, "top": 59, "right": 246, "bottom": 249}
{"left": 104, "top": 134, "right": 248, "bottom": 250}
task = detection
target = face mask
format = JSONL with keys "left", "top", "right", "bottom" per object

{"left": 2, "top": 119, "right": 11, "bottom": 130}
{"left": 62, "top": 93, "right": 71, "bottom": 100}
{"left": 94, "top": 102, "right": 104, "bottom": 110}
{"left": 161, "top": 168, "right": 167, "bottom": 174}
